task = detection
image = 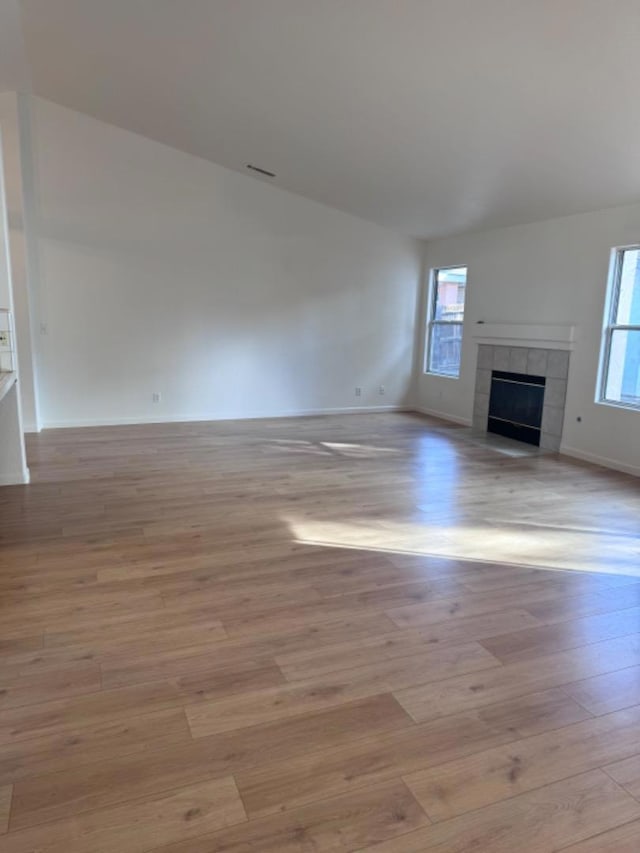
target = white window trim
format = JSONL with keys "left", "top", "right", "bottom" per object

{"left": 424, "top": 265, "right": 467, "bottom": 379}
{"left": 597, "top": 245, "right": 640, "bottom": 411}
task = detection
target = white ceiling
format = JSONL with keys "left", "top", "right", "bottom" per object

{"left": 4, "top": 0, "right": 640, "bottom": 237}
{"left": 0, "top": 0, "right": 30, "bottom": 94}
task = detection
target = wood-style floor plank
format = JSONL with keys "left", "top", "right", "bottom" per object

{"left": 387, "top": 582, "right": 640, "bottom": 631}
{"left": 0, "top": 636, "right": 43, "bottom": 656}
{"left": 1, "top": 777, "right": 247, "bottom": 853}
{"left": 480, "top": 606, "right": 640, "bottom": 664}
{"left": 234, "top": 689, "right": 590, "bottom": 819}
{"left": 354, "top": 771, "right": 640, "bottom": 853}
{"left": 43, "top": 614, "right": 228, "bottom": 656}
{"left": 523, "top": 585, "right": 640, "bottom": 624}
{"left": 99, "top": 613, "right": 400, "bottom": 689}
{"left": 604, "top": 752, "right": 640, "bottom": 800}
{"left": 0, "top": 412, "right": 638, "bottom": 850}
{"left": 560, "top": 819, "right": 640, "bottom": 852}
{"left": 0, "top": 681, "right": 183, "bottom": 745}
{"left": 275, "top": 630, "right": 439, "bottom": 681}
{"left": 415, "top": 608, "right": 543, "bottom": 647}
{"left": 145, "top": 779, "right": 429, "bottom": 853}
{"left": 0, "top": 784, "right": 11, "bottom": 833}
{"left": 0, "top": 664, "right": 102, "bottom": 712}
{"left": 403, "top": 704, "right": 640, "bottom": 821}
{"left": 0, "top": 708, "right": 192, "bottom": 788}
{"left": 0, "top": 644, "right": 102, "bottom": 679}
{"left": 186, "top": 641, "right": 499, "bottom": 736}
{"left": 9, "top": 694, "right": 411, "bottom": 829}
{"left": 562, "top": 665, "right": 640, "bottom": 716}
{"left": 274, "top": 610, "right": 542, "bottom": 680}
{"left": 394, "top": 633, "right": 640, "bottom": 723}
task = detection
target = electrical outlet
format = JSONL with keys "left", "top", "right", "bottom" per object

{"left": 152, "top": 392, "right": 161, "bottom": 403}
{"left": 355, "top": 387, "right": 362, "bottom": 397}
{"left": 379, "top": 385, "right": 385, "bottom": 395}
{"left": 0, "top": 331, "right": 8, "bottom": 347}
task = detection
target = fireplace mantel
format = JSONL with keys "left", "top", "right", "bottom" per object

{"left": 472, "top": 323, "right": 575, "bottom": 350}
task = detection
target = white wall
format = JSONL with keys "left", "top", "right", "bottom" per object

{"left": 0, "top": 381, "right": 28, "bottom": 485}
{"left": 23, "top": 97, "right": 421, "bottom": 427}
{"left": 0, "top": 92, "right": 40, "bottom": 432}
{"left": 0, "top": 109, "right": 28, "bottom": 484}
{"left": 417, "top": 207, "right": 640, "bottom": 475}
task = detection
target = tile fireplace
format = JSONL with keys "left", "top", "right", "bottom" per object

{"left": 473, "top": 345, "right": 569, "bottom": 451}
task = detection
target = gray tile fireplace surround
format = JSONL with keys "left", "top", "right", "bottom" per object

{"left": 473, "top": 345, "right": 570, "bottom": 452}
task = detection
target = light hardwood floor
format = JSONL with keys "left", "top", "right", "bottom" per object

{"left": 0, "top": 412, "right": 639, "bottom": 852}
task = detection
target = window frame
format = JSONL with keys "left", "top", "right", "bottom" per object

{"left": 424, "top": 264, "right": 468, "bottom": 379}
{"left": 598, "top": 245, "right": 640, "bottom": 411}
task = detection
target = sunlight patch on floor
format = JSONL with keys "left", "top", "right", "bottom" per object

{"left": 283, "top": 514, "right": 640, "bottom": 578}
{"left": 266, "top": 439, "right": 401, "bottom": 458}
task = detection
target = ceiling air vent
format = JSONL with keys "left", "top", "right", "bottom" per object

{"left": 246, "top": 164, "right": 276, "bottom": 178}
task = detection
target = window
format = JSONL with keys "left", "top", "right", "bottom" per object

{"left": 425, "top": 266, "right": 467, "bottom": 377}
{"left": 599, "top": 247, "right": 640, "bottom": 409}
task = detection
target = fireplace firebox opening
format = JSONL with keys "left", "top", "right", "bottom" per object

{"left": 488, "top": 370, "right": 546, "bottom": 446}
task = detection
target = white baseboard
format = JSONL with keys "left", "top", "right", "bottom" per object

{"left": 42, "top": 404, "right": 412, "bottom": 430}
{"left": 559, "top": 444, "right": 640, "bottom": 478}
{"left": 412, "top": 406, "right": 472, "bottom": 427}
{"left": 0, "top": 466, "right": 30, "bottom": 486}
